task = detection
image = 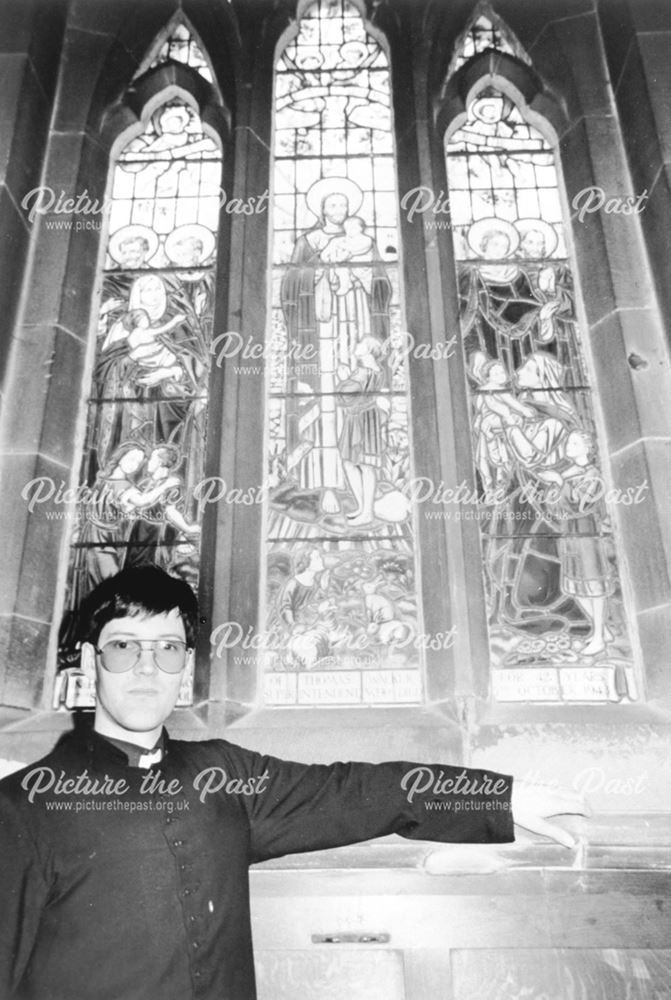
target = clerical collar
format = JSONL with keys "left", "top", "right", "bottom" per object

{"left": 100, "top": 731, "right": 166, "bottom": 769}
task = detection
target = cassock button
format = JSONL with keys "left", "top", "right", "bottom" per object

{"left": 173, "top": 840, "right": 184, "bottom": 847}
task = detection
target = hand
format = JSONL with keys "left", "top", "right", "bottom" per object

{"left": 539, "top": 299, "right": 561, "bottom": 321}
{"left": 547, "top": 470, "right": 564, "bottom": 484}
{"left": 538, "top": 266, "right": 556, "bottom": 294}
{"left": 167, "top": 313, "right": 187, "bottom": 327}
{"left": 136, "top": 366, "right": 181, "bottom": 387}
{"left": 511, "top": 780, "right": 590, "bottom": 849}
{"left": 517, "top": 403, "right": 536, "bottom": 418}
{"left": 99, "top": 297, "right": 124, "bottom": 316}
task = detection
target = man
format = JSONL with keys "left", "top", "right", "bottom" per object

{"left": 0, "top": 567, "right": 585, "bottom": 1000}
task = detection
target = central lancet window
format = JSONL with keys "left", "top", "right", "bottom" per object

{"left": 261, "top": 0, "right": 423, "bottom": 706}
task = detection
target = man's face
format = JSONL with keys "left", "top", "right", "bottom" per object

{"left": 515, "top": 358, "right": 540, "bottom": 390}
{"left": 81, "top": 609, "right": 191, "bottom": 740}
{"left": 119, "top": 238, "right": 148, "bottom": 268}
{"left": 322, "top": 194, "right": 349, "bottom": 226}
{"left": 482, "top": 232, "right": 510, "bottom": 259}
{"left": 521, "top": 231, "right": 545, "bottom": 257}
{"left": 173, "top": 238, "right": 203, "bottom": 266}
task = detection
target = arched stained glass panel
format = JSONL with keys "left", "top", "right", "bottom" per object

{"left": 57, "top": 98, "right": 222, "bottom": 701}
{"left": 139, "top": 19, "right": 214, "bottom": 83}
{"left": 447, "top": 3, "right": 531, "bottom": 78}
{"left": 261, "top": 0, "right": 423, "bottom": 707}
{"left": 445, "top": 87, "right": 637, "bottom": 704}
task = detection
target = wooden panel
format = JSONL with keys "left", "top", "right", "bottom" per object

{"left": 451, "top": 949, "right": 671, "bottom": 1000}
{"left": 255, "top": 950, "right": 406, "bottom": 1000}
{"left": 403, "top": 948, "right": 453, "bottom": 1000}
{"left": 251, "top": 868, "right": 671, "bottom": 951}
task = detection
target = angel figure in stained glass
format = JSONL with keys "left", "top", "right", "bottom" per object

{"left": 119, "top": 104, "right": 218, "bottom": 197}
{"left": 124, "top": 444, "right": 200, "bottom": 576}
{"left": 77, "top": 443, "right": 148, "bottom": 590}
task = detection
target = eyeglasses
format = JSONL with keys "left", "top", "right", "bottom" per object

{"left": 95, "top": 639, "right": 189, "bottom": 674}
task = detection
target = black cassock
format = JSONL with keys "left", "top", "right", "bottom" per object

{"left": 0, "top": 727, "right": 513, "bottom": 1000}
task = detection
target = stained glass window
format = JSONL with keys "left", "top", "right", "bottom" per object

{"left": 142, "top": 20, "right": 214, "bottom": 83}
{"left": 447, "top": 3, "right": 531, "bottom": 78}
{"left": 445, "top": 85, "right": 636, "bottom": 704}
{"left": 261, "top": 0, "right": 423, "bottom": 706}
{"left": 57, "top": 94, "right": 222, "bottom": 705}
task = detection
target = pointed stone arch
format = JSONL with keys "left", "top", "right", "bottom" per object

{"left": 447, "top": 2, "right": 532, "bottom": 79}
{"left": 133, "top": 12, "right": 216, "bottom": 85}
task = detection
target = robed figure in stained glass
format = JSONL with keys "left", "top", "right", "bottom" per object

{"left": 280, "top": 177, "right": 392, "bottom": 514}
{"left": 502, "top": 353, "right": 615, "bottom": 657}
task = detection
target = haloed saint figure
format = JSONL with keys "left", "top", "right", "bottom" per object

{"left": 279, "top": 176, "right": 392, "bottom": 518}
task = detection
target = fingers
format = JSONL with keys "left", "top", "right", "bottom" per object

{"left": 513, "top": 780, "right": 592, "bottom": 819}
{"left": 543, "top": 787, "right": 591, "bottom": 818}
{"left": 515, "top": 815, "right": 577, "bottom": 850}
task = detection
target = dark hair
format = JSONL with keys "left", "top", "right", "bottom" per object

{"left": 77, "top": 567, "right": 198, "bottom": 648}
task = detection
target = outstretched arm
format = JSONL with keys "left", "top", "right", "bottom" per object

{"left": 209, "top": 742, "right": 589, "bottom": 860}
{"left": 210, "top": 742, "right": 516, "bottom": 863}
